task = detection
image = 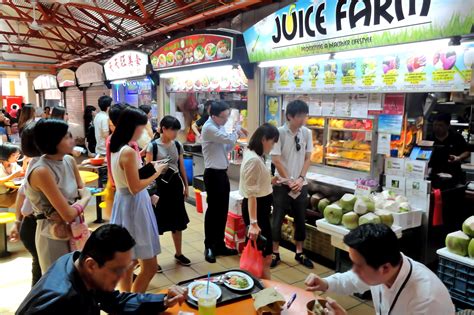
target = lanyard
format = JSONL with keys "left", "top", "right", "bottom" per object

{"left": 378, "top": 259, "right": 413, "bottom": 315}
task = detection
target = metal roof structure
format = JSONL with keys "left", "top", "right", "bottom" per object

{"left": 0, "top": 0, "right": 268, "bottom": 70}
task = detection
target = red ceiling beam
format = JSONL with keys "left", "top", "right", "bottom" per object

{"left": 64, "top": 2, "right": 146, "bottom": 23}
{"left": 173, "top": 0, "right": 196, "bottom": 17}
{"left": 0, "top": 41, "right": 79, "bottom": 55}
{"left": 1, "top": 50, "right": 64, "bottom": 61}
{"left": 136, "top": 0, "right": 150, "bottom": 19}
{"left": 0, "top": 31, "right": 99, "bottom": 48}
{"left": 0, "top": 60, "right": 56, "bottom": 69}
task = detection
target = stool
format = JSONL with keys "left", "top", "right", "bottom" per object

{"left": 99, "top": 202, "right": 106, "bottom": 209}
{"left": 0, "top": 212, "right": 16, "bottom": 257}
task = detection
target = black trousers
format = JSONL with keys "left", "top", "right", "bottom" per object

{"left": 203, "top": 168, "right": 230, "bottom": 249}
{"left": 20, "top": 215, "right": 42, "bottom": 286}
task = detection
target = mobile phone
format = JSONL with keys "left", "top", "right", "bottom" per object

{"left": 153, "top": 158, "right": 171, "bottom": 164}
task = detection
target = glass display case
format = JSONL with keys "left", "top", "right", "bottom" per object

{"left": 306, "top": 117, "right": 375, "bottom": 173}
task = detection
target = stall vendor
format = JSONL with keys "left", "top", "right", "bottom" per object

{"left": 191, "top": 100, "right": 211, "bottom": 139}
{"left": 429, "top": 113, "right": 470, "bottom": 182}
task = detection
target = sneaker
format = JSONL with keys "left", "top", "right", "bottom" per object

{"left": 156, "top": 264, "right": 163, "bottom": 273}
{"left": 175, "top": 254, "right": 191, "bottom": 266}
{"left": 270, "top": 253, "right": 281, "bottom": 268}
{"left": 295, "top": 253, "right": 314, "bottom": 269}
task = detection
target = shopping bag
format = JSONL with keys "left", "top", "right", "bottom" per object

{"left": 69, "top": 213, "right": 90, "bottom": 251}
{"left": 240, "top": 240, "right": 263, "bottom": 278}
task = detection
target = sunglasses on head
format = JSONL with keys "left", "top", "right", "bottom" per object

{"left": 295, "top": 135, "right": 301, "bottom": 151}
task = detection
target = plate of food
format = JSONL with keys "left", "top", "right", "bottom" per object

{"left": 205, "top": 43, "right": 217, "bottom": 60}
{"left": 158, "top": 54, "right": 166, "bottom": 67}
{"left": 224, "top": 271, "right": 254, "bottom": 291}
{"left": 166, "top": 52, "right": 175, "bottom": 66}
{"left": 12, "top": 178, "right": 24, "bottom": 186}
{"left": 175, "top": 50, "right": 184, "bottom": 65}
{"left": 194, "top": 45, "right": 205, "bottom": 61}
{"left": 216, "top": 39, "right": 231, "bottom": 59}
{"left": 188, "top": 281, "right": 222, "bottom": 302}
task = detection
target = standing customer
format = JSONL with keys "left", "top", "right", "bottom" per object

{"left": 84, "top": 105, "right": 97, "bottom": 156}
{"left": 201, "top": 100, "right": 247, "bottom": 263}
{"left": 50, "top": 107, "right": 67, "bottom": 120}
{"left": 9, "top": 122, "right": 42, "bottom": 286}
{"left": 94, "top": 95, "right": 112, "bottom": 156}
{"left": 146, "top": 116, "right": 191, "bottom": 266}
{"left": 18, "top": 104, "right": 35, "bottom": 134}
{"left": 271, "top": 100, "right": 314, "bottom": 269}
{"left": 25, "top": 119, "right": 92, "bottom": 272}
{"left": 137, "top": 104, "right": 154, "bottom": 150}
{"left": 109, "top": 107, "right": 166, "bottom": 293}
{"left": 240, "top": 123, "right": 280, "bottom": 279}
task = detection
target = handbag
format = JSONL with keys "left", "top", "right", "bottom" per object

{"left": 240, "top": 240, "right": 264, "bottom": 278}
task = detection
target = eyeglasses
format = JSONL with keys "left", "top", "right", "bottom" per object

{"left": 295, "top": 135, "right": 301, "bottom": 151}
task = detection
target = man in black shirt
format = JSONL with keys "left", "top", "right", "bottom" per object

{"left": 192, "top": 100, "right": 212, "bottom": 138}
{"left": 17, "top": 224, "right": 187, "bottom": 315}
{"left": 430, "top": 113, "right": 470, "bottom": 181}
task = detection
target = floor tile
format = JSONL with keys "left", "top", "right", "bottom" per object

{"left": 191, "top": 261, "right": 227, "bottom": 275}
{"left": 272, "top": 267, "right": 308, "bottom": 284}
{"left": 347, "top": 303, "right": 376, "bottom": 315}
{"left": 321, "top": 292, "right": 362, "bottom": 310}
{"left": 164, "top": 266, "right": 200, "bottom": 284}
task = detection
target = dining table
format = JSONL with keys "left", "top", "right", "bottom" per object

{"left": 78, "top": 164, "right": 107, "bottom": 223}
{"left": 163, "top": 279, "right": 316, "bottom": 315}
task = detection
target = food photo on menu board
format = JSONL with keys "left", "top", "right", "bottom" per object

{"left": 151, "top": 34, "right": 233, "bottom": 70}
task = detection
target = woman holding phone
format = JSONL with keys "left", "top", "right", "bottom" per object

{"left": 146, "top": 116, "right": 191, "bottom": 266}
{"left": 239, "top": 123, "right": 280, "bottom": 280}
{"left": 109, "top": 107, "right": 166, "bottom": 293}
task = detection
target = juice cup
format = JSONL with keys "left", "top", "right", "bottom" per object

{"left": 197, "top": 289, "right": 217, "bottom": 315}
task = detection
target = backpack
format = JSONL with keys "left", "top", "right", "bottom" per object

{"left": 151, "top": 140, "right": 181, "bottom": 162}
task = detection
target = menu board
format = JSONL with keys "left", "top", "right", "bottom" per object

{"left": 165, "top": 66, "right": 248, "bottom": 93}
{"left": 151, "top": 34, "right": 233, "bottom": 71}
{"left": 56, "top": 69, "right": 76, "bottom": 88}
{"left": 265, "top": 95, "right": 281, "bottom": 127}
{"left": 104, "top": 51, "right": 148, "bottom": 81}
{"left": 33, "top": 74, "right": 57, "bottom": 90}
{"left": 264, "top": 45, "right": 473, "bottom": 94}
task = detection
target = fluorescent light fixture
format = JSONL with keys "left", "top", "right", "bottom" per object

{"left": 110, "top": 79, "right": 126, "bottom": 85}
{"left": 258, "top": 54, "right": 331, "bottom": 68}
{"left": 335, "top": 38, "right": 451, "bottom": 59}
{"left": 159, "top": 65, "right": 235, "bottom": 79}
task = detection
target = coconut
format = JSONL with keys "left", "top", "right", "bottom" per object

{"left": 359, "top": 213, "right": 381, "bottom": 226}
{"left": 395, "top": 195, "right": 408, "bottom": 204}
{"left": 462, "top": 216, "right": 474, "bottom": 237}
{"left": 310, "top": 193, "right": 324, "bottom": 210}
{"left": 324, "top": 204, "right": 343, "bottom": 225}
{"left": 375, "top": 210, "right": 394, "bottom": 227}
{"left": 342, "top": 212, "right": 359, "bottom": 230}
{"left": 399, "top": 202, "right": 411, "bottom": 213}
{"left": 339, "top": 193, "right": 357, "bottom": 212}
{"left": 383, "top": 200, "right": 399, "bottom": 212}
{"left": 469, "top": 239, "right": 474, "bottom": 259}
{"left": 318, "top": 198, "right": 331, "bottom": 213}
{"left": 445, "top": 231, "right": 470, "bottom": 256}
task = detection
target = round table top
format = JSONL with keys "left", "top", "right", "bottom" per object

{"left": 4, "top": 181, "right": 21, "bottom": 189}
{"left": 79, "top": 170, "right": 99, "bottom": 184}
{"left": 163, "top": 279, "right": 316, "bottom": 315}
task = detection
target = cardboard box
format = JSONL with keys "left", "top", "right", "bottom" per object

{"left": 229, "top": 190, "right": 244, "bottom": 216}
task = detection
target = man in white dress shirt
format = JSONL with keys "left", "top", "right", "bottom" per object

{"left": 305, "top": 224, "right": 455, "bottom": 315}
{"left": 94, "top": 95, "right": 112, "bottom": 156}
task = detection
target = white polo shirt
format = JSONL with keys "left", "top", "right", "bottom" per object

{"left": 270, "top": 123, "right": 312, "bottom": 181}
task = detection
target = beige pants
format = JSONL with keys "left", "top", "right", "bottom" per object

{"left": 35, "top": 219, "right": 70, "bottom": 273}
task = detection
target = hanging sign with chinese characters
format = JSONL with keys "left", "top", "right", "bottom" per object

{"left": 104, "top": 50, "right": 149, "bottom": 81}
{"left": 76, "top": 62, "right": 105, "bottom": 85}
{"left": 56, "top": 69, "right": 76, "bottom": 88}
{"left": 33, "top": 74, "right": 58, "bottom": 90}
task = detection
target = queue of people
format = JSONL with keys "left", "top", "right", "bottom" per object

{"left": 5, "top": 98, "right": 458, "bottom": 315}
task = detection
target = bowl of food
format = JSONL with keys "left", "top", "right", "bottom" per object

{"left": 307, "top": 298, "right": 327, "bottom": 315}
{"left": 90, "top": 157, "right": 105, "bottom": 166}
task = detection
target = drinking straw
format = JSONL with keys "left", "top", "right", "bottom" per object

{"left": 206, "top": 272, "right": 210, "bottom": 294}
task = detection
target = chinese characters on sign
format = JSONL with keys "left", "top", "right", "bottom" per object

{"left": 104, "top": 51, "right": 149, "bottom": 81}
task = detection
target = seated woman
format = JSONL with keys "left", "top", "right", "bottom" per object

{"left": 0, "top": 143, "right": 24, "bottom": 208}
{"left": 25, "top": 119, "right": 92, "bottom": 273}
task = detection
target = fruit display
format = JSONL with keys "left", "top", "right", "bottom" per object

{"left": 307, "top": 117, "right": 325, "bottom": 127}
{"left": 311, "top": 145, "right": 323, "bottom": 164}
{"left": 446, "top": 216, "right": 474, "bottom": 258}
{"left": 321, "top": 193, "right": 395, "bottom": 230}
{"left": 328, "top": 119, "right": 372, "bottom": 130}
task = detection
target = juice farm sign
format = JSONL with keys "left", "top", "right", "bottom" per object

{"left": 244, "top": 0, "right": 474, "bottom": 62}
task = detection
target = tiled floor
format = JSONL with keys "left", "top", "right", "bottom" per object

{"left": 0, "top": 203, "right": 375, "bottom": 314}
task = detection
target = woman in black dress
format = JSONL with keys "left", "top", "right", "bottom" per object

{"left": 146, "top": 116, "right": 191, "bottom": 266}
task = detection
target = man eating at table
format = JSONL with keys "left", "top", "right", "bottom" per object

{"left": 305, "top": 224, "right": 454, "bottom": 315}
{"left": 17, "top": 224, "right": 187, "bottom": 314}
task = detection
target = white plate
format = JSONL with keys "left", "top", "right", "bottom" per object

{"left": 187, "top": 281, "right": 222, "bottom": 302}
{"left": 224, "top": 271, "right": 254, "bottom": 291}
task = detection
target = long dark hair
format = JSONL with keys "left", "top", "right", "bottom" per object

{"left": 18, "top": 104, "right": 35, "bottom": 131}
{"left": 110, "top": 107, "right": 148, "bottom": 153}
{"left": 248, "top": 123, "right": 279, "bottom": 156}
{"left": 21, "top": 122, "right": 41, "bottom": 157}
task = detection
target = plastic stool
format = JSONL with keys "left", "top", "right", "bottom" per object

{"left": 0, "top": 212, "right": 16, "bottom": 257}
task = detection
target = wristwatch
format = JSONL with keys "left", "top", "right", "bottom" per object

{"left": 298, "top": 175, "right": 305, "bottom": 181}
{"left": 250, "top": 219, "right": 258, "bottom": 225}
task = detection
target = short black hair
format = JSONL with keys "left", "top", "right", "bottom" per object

{"left": 98, "top": 95, "right": 113, "bottom": 111}
{"left": 110, "top": 107, "right": 148, "bottom": 153}
{"left": 34, "top": 119, "right": 69, "bottom": 155}
{"left": 209, "top": 100, "right": 230, "bottom": 117}
{"left": 44, "top": 106, "right": 51, "bottom": 112}
{"left": 248, "top": 123, "right": 279, "bottom": 156}
{"left": 21, "top": 122, "right": 41, "bottom": 157}
{"left": 50, "top": 107, "right": 66, "bottom": 120}
{"left": 139, "top": 104, "right": 152, "bottom": 115}
{"left": 433, "top": 113, "right": 451, "bottom": 125}
{"left": 160, "top": 115, "right": 181, "bottom": 131}
{"left": 79, "top": 224, "right": 135, "bottom": 267}
{"left": 109, "top": 103, "right": 128, "bottom": 127}
{"left": 344, "top": 224, "right": 402, "bottom": 269}
{"left": 0, "top": 143, "right": 20, "bottom": 161}
{"left": 286, "top": 100, "right": 309, "bottom": 120}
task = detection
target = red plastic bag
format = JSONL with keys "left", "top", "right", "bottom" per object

{"left": 240, "top": 240, "right": 263, "bottom": 278}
